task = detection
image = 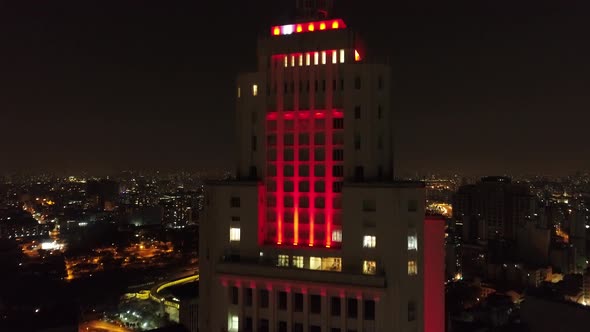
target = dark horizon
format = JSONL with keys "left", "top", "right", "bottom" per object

{"left": 1, "top": 1, "right": 589, "bottom": 177}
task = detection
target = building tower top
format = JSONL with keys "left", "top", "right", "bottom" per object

{"left": 296, "top": 0, "right": 334, "bottom": 21}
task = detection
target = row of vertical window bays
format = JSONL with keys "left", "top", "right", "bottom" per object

{"left": 230, "top": 227, "right": 419, "bottom": 252}
{"left": 271, "top": 49, "right": 360, "bottom": 68}
{"left": 229, "top": 196, "right": 420, "bottom": 214}
{"left": 264, "top": 195, "right": 342, "bottom": 209}
{"left": 264, "top": 109, "right": 384, "bottom": 131}
{"left": 265, "top": 180, "right": 343, "bottom": 194}
{"left": 229, "top": 291, "right": 377, "bottom": 320}
{"left": 263, "top": 137, "right": 384, "bottom": 153}
{"left": 267, "top": 148, "right": 343, "bottom": 162}
{"left": 266, "top": 164, "right": 344, "bottom": 178}
{"left": 239, "top": 73, "right": 384, "bottom": 98}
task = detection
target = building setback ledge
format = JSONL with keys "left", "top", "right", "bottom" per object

{"left": 216, "top": 262, "right": 386, "bottom": 289}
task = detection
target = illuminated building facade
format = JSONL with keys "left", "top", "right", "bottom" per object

{"left": 199, "top": 1, "right": 444, "bottom": 331}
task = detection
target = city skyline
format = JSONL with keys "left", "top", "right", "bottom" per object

{"left": 2, "top": 1, "right": 589, "bottom": 176}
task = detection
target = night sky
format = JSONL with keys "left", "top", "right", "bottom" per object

{"left": 1, "top": 1, "right": 589, "bottom": 176}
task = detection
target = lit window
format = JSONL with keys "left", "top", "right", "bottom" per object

{"left": 408, "top": 260, "right": 418, "bottom": 275}
{"left": 293, "top": 256, "right": 304, "bottom": 268}
{"left": 306, "top": 53, "right": 311, "bottom": 66}
{"left": 319, "top": 22, "right": 326, "bottom": 30}
{"left": 332, "top": 50, "right": 337, "bottom": 64}
{"left": 282, "top": 24, "right": 294, "bottom": 35}
{"left": 252, "top": 84, "right": 258, "bottom": 96}
{"left": 229, "top": 227, "right": 241, "bottom": 242}
{"left": 355, "top": 50, "right": 361, "bottom": 61}
{"left": 228, "top": 315, "right": 239, "bottom": 332}
{"left": 310, "top": 257, "right": 322, "bottom": 270}
{"left": 314, "top": 52, "right": 319, "bottom": 65}
{"left": 332, "top": 229, "right": 342, "bottom": 243}
{"left": 284, "top": 55, "right": 288, "bottom": 68}
{"left": 408, "top": 231, "right": 418, "bottom": 250}
{"left": 237, "top": 87, "right": 241, "bottom": 98}
{"left": 321, "top": 51, "right": 326, "bottom": 64}
{"left": 321, "top": 257, "right": 342, "bottom": 271}
{"left": 273, "top": 27, "right": 280, "bottom": 36}
{"left": 332, "top": 20, "right": 339, "bottom": 29}
{"left": 296, "top": 24, "right": 303, "bottom": 33}
{"left": 291, "top": 55, "right": 295, "bottom": 67}
{"left": 363, "top": 235, "right": 376, "bottom": 248}
{"left": 363, "top": 260, "right": 376, "bottom": 275}
{"left": 278, "top": 254, "right": 289, "bottom": 267}
{"left": 308, "top": 23, "right": 315, "bottom": 31}
{"left": 339, "top": 49, "right": 345, "bottom": 63}
{"left": 298, "top": 54, "right": 303, "bottom": 66}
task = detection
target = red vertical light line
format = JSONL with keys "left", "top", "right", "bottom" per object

{"left": 276, "top": 56, "right": 285, "bottom": 245}
{"left": 325, "top": 54, "right": 335, "bottom": 248}
{"left": 308, "top": 67, "right": 315, "bottom": 247}
{"left": 293, "top": 63, "right": 300, "bottom": 246}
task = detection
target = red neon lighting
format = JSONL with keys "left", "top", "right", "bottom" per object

{"left": 424, "top": 216, "right": 445, "bottom": 332}
{"left": 264, "top": 109, "right": 344, "bottom": 249}
{"left": 270, "top": 19, "right": 346, "bottom": 36}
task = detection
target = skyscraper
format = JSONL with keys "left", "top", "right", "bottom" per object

{"left": 199, "top": 1, "right": 444, "bottom": 331}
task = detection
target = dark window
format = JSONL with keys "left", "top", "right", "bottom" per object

{"left": 333, "top": 132, "right": 344, "bottom": 145}
{"left": 333, "top": 165, "right": 344, "bottom": 177}
{"left": 284, "top": 181, "right": 294, "bottom": 192}
{"left": 259, "top": 319, "right": 269, "bottom": 332}
{"left": 299, "top": 133, "right": 310, "bottom": 145}
{"left": 249, "top": 166, "right": 257, "bottom": 178}
{"left": 284, "top": 82, "right": 288, "bottom": 93}
{"left": 310, "top": 326, "right": 321, "bottom": 332}
{"left": 285, "top": 120, "right": 295, "bottom": 130}
{"left": 299, "top": 196, "right": 309, "bottom": 208}
{"left": 230, "top": 197, "right": 240, "bottom": 208}
{"left": 310, "top": 294, "right": 321, "bottom": 314}
{"left": 364, "top": 300, "right": 375, "bottom": 320}
{"left": 378, "top": 76, "right": 383, "bottom": 90}
{"left": 355, "top": 166, "right": 364, "bottom": 181}
{"left": 284, "top": 134, "right": 294, "bottom": 146}
{"left": 293, "top": 323, "right": 303, "bottom": 332}
{"left": 331, "top": 297, "right": 341, "bottom": 316}
{"left": 299, "top": 80, "right": 303, "bottom": 92}
{"left": 284, "top": 149, "right": 294, "bottom": 161}
{"left": 333, "top": 182, "right": 343, "bottom": 193}
{"left": 306, "top": 80, "right": 310, "bottom": 92}
{"left": 299, "top": 148, "right": 310, "bottom": 161}
{"left": 333, "top": 79, "right": 337, "bottom": 90}
{"left": 245, "top": 317, "right": 253, "bottom": 332}
{"left": 314, "top": 119, "right": 325, "bottom": 129}
{"left": 284, "top": 196, "right": 294, "bottom": 208}
{"left": 322, "top": 80, "right": 326, "bottom": 91}
{"left": 290, "top": 81, "right": 295, "bottom": 93}
{"left": 340, "top": 79, "right": 344, "bottom": 90}
{"left": 378, "top": 105, "right": 383, "bottom": 119}
{"left": 354, "top": 106, "right": 361, "bottom": 119}
{"left": 331, "top": 329, "right": 341, "bottom": 332}
{"left": 333, "top": 149, "right": 344, "bottom": 161}
{"left": 299, "top": 165, "right": 309, "bottom": 177}
{"left": 314, "top": 80, "right": 318, "bottom": 92}
{"left": 408, "top": 301, "right": 416, "bottom": 321}
{"left": 354, "top": 76, "right": 361, "bottom": 89}
{"left": 315, "top": 197, "right": 325, "bottom": 209}
{"left": 259, "top": 289, "right": 269, "bottom": 308}
{"left": 278, "top": 291, "right": 287, "bottom": 310}
{"left": 230, "top": 286, "right": 239, "bottom": 305}
{"left": 314, "top": 133, "right": 325, "bottom": 145}
{"left": 314, "top": 180, "right": 325, "bottom": 192}
{"left": 284, "top": 165, "right": 294, "bottom": 177}
{"left": 354, "top": 134, "right": 361, "bottom": 150}
{"left": 314, "top": 148, "right": 325, "bottom": 161}
{"left": 267, "top": 134, "right": 277, "bottom": 146}
{"left": 333, "top": 118, "right": 344, "bottom": 129}
{"left": 408, "top": 200, "right": 418, "bottom": 212}
{"left": 278, "top": 321, "right": 287, "bottom": 332}
{"left": 293, "top": 293, "right": 304, "bottom": 312}
{"left": 362, "top": 199, "right": 376, "bottom": 212}
{"left": 347, "top": 298, "right": 358, "bottom": 318}
{"left": 314, "top": 165, "right": 325, "bottom": 177}
{"left": 244, "top": 288, "right": 253, "bottom": 306}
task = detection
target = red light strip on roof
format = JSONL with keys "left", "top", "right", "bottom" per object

{"left": 271, "top": 19, "right": 346, "bottom": 36}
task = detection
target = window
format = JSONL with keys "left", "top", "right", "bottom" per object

{"left": 229, "top": 315, "right": 239, "bottom": 332}
{"left": 230, "top": 286, "right": 239, "bottom": 305}
{"left": 321, "top": 257, "right": 342, "bottom": 271}
{"left": 363, "top": 235, "right": 376, "bottom": 248}
{"left": 244, "top": 288, "right": 253, "bottom": 306}
{"left": 408, "top": 200, "right": 418, "bottom": 212}
{"left": 333, "top": 165, "right": 344, "bottom": 177}
{"left": 354, "top": 106, "right": 361, "bottom": 119}
{"left": 314, "top": 181, "right": 325, "bottom": 192}
{"left": 408, "top": 301, "right": 416, "bottom": 321}
{"left": 284, "top": 165, "right": 294, "bottom": 176}
{"left": 229, "top": 227, "right": 241, "bottom": 242}
{"left": 321, "top": 51, "right": 326, "bottom": 64}
{"left": 284, "top": 55, "right": 288, "bottom": 67}
{"left": 299, "top": 181, "right": 310, "bottom": 192}
{"left": 310, "top": 326, "right": 321, "bottom": 332}
{"left": 259, "top": 290, "right": 269, "bottom": 308}
{"left": 299, "top": 133, "right": 310, "bottom": 145}
{"left": 299, "top": 148, "right": 309, "bottom": 161}
{"left": 333, "top": 149, "right": 344, "bottom": 161}
{"left": 251, "top": 135, "right": 257, "bottom": 151}
{"left": 333, "top": 118, "right": 344, "bottom": 129}
{"left": 259, "top": 319, "right": 269, "bottom": 332}
{"left": 364, "top": 300, "right": 375, "bottom": 320}
{"left": 230, "top": 196, "right": 240, "bottom": 208}
{"left": 332, "top": 229, "right": 342, "bottom": 243}
{"left": 408, "top": 260, "right": 418, "bottom": 275}
{"left": 354, "top": 134, "right": 361, "bottom": 150}
{"left": 278, "top": 321, "right": 287, "bottom": 332}
{"left": 310, "top": 256, "right": 322, "bottom": 270}
{"left": 378, "top": 105, "right": 383, "bottom": 119}
{"left": 354, "top": 76, "right": 361, "bottom": 89}
{"left": 293, "top": 256, "right": 304, "bottom": 268}
{"left": 306, "top": 53, "right": 311, "bottom": 66}
{"left": 408, "top": 230, "right": 418, "bottom": 250}
{"left": 299, "top": 54, "right": 303, "bottom": 66}
{"left": 314, "top": 52, "right": 319, "bottom": 65}
{"left": 310, "top": 294, "right": 321, "bottom": 314}
{"left": 339, "top": 49, "right": 345, "bottom": 63}
{"left": 291, "top": 55, "right": 295, "bottom": 67}
{"left": 278, "top": 291, "right": 287, "bottom": 310}
{"left": 331, "top": 297, "right": 341, "bottom": 316}
{"left": 252, "top": 84, "right": 258, "bottom": 96}
{"left": 314, "top": 132, "right": 325, "bottom": 145}
{"left": 362, "top": 199, "right": 376, "bottom": 212}
{"left": 299, "top": 165, "right": 309, "bottom": 176}
{"left": 278, "top": 254, "right": 289, "bottom": 267}
{"left": 363, "top": 260, "right": 377, "bottom": 275}
{"left": 294, "top": 293, "right": 304, "bottom": 312}
{"left": 293, "top": 323, "right": 303, "bottom": 332}
{"left": 354, "top": 166, "right": 364, "bottom": 181}
{"left": 347, "top": 298, "right": 358, "bottom": 318}
{"left": 378, "top": 76, "right": 383, "bottom": 90}
{"left": 237, "top": 86, "right": 241, "bottom": 98}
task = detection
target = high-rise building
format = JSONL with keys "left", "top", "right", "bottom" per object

{"left": 199, "top": 2, "right": 444, "bottom": 331}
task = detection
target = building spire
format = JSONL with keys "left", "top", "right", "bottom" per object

{"left": 295, "top": 0, "right": 334, "bottom": 21}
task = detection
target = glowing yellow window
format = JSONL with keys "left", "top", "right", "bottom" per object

{"left": 363, "top": 260, "right": 376, "bottom": 275}
{"left": 339, "top": 49, "right": 345, "bottom": 63}
{"left": 310, "top": 256, "right": 321, "bottom": 270}
{"left": 306, "top": 53, "right": 311, "bottom": 66}
{"left": 298, "top": 54, "right": 303, "bottom": 66}
{"left": 252, "top": 84, "right": 258, "bottom": 96}
{"left": 284, "top": 55, "right": 288, "bottom": 68}
{"left": 293, "top": 256, "right": 304, "bottom": 268}
{"left": 314, "top": 52, "right": 319, "bottom": 65}
{"left": 332, "top": 50, "right": 337, "bottom": 64}
{"left": 408, "top": 260, "right": 418, "bottom": 275}
{"left": 321, "top": 51, "right": 326, "bottom": 64}
{"left": 321, "top": 257, "right": 342, "bottom": 272}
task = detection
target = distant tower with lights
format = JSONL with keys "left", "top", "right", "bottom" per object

{"left": 199, "top": 1, "right": 445, "bottom": 331}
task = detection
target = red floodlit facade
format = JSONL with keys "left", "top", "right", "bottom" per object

{"left": 200, "top": 2, "right": 444, "bottom": 331}
{"left": 424, "top": 216, "right": 446, "bottom": 332}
